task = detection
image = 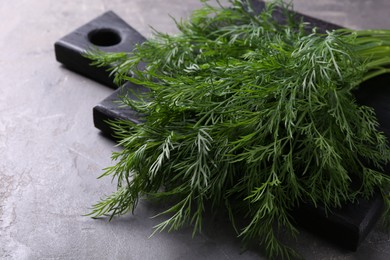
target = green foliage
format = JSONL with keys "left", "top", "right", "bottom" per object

{"left": 86, "top": 0, "right": 390, "bottom": 258}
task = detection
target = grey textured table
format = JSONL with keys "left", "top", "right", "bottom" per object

{"left": 1, "top": 0, "right": 390, "bottom": 259}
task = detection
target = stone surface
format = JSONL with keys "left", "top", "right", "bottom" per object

{"left": 1, "top": 0, "right": 390, "bottom": 259}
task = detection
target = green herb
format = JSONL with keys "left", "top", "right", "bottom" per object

{"left": 86, "top": 1, "right": 390, "bottom": 258}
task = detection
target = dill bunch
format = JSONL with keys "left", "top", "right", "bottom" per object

{"left": 86, "top": 0, "right": 390, "bottom": 258}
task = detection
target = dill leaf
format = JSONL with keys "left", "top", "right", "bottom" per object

{"left": 87, "top": 1, "right": 390, "bottom": 258}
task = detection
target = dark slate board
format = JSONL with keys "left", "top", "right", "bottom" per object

{"left": 292, "top": 191, "right": 384, "bottom": 250}
{"left": 54, "top": 1, "right": 389, "bottom": 251}
{"left": 54, "top": 11, "right": 145, "bottom": 88}
{"left": 93, "top": 82, "right": 147, "bottom": 137}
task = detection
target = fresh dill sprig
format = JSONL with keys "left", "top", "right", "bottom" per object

{"left": 86, "top": 0, "right": 390, "bottom": 258}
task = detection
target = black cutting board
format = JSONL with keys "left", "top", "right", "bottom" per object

{"left": 54, "top": 0, "right": 389, "bottom": 251}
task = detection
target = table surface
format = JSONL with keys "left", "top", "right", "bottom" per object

{"left": 1, "top": 0, "right": 390, "bottom": 259}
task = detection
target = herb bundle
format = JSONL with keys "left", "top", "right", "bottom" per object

{"left": 87, "top": 0, "right": 390, "bottom": 258}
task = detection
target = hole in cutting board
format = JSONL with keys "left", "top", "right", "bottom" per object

{"left": 88, "top": 28, "right": 121, "bottom": 46}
